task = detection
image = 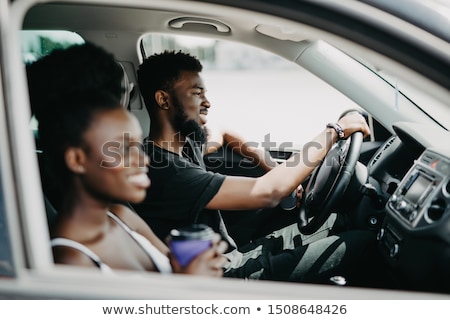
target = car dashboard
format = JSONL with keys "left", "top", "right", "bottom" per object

{"left": 368, "top": 122, "right": 450, "bottom": 293}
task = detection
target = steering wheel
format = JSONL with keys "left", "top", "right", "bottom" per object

{"left": 298, "top": 131, "right": 363, "bottom": 235}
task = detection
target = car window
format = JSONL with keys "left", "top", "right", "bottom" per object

{"left": 21, "top": 30, "right": 84, "bottom": 63}
{"left": 140, "top": 34, "right": 361, "bottom": 149}
{"left": 0, "top": 170, "right": 15, "bottom": 278}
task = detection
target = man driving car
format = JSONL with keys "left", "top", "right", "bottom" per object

{"left": 133, "top": 50, "right": 376, "bottom": 284}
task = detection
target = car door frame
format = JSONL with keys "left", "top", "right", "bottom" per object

{"left": 3, "top": 0, "right": 54, "bottom": 272}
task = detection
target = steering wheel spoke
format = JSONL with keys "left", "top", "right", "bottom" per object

{"left": 299, "top": 132, "right": 363, "bottom": 234}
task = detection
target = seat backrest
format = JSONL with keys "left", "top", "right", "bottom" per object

{"left": 116, "top": 60, "right": 150, "bottom": 139}
{"left": 44, "top": 194, "right": 58, "bottom": 227}
{"left": 35, "top": 142, "right": 61, "bottom": 226}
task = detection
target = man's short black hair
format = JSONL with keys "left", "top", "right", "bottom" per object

{"left": 137, "top": 50, "right": 203, "bottom": 119}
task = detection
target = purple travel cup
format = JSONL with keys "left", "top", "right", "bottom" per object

{"left": 168, "top": 224, "right": 214, "bottom": 267}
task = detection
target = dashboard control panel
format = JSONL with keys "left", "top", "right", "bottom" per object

{"left": 387, "top": 150, "right": 450, "bottom": 228}
{"left": 379, "top": 149, "right": 450, "bottom": 264}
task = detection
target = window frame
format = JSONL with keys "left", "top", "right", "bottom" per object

{"left": 4, "top": 0, "right": 54, "bottom": 275}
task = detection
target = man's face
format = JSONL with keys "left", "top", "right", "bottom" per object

{"left": 169, "top": 70, "right": 210, "bottom": 143}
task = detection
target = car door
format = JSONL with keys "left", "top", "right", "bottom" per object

{"left": 2, "top": 0, "right": 448, "bottom": 301}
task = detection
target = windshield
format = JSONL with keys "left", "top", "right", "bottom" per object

{"left": 368, "top": 63, "right": 449, "bottom": 131}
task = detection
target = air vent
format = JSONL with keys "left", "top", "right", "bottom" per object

{"left": 425, "top": 198, "right": 447, "bottom": 224}
{"left": 421, "top": 153, "right": 436, "bottom": 165}
{"left": 369, "top": 135, "right": 396, "bottom": 167}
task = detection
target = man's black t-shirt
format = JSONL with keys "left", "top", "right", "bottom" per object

{"left": 134, "top": 138, "right": 235, "bottom": 248}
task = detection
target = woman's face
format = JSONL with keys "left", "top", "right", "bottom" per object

{"left": 78, "top": 108, "right": 150, "bottom": 204}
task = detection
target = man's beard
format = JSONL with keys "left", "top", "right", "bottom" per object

{"left": 172, "top": 96, "right": 207, "bottom": 144}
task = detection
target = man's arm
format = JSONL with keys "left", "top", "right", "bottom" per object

{"left": 205, "top": 113, "right": 370, "bottom": 211}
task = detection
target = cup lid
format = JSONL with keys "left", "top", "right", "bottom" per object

{"left": 169, "top": 224, "right": 214, "bottom": 240}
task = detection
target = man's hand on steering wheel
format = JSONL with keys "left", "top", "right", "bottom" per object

{"left": 298, "top": 111, "right": 370, "bottom": 234}
{"left": 336, "top": 112, "right": 371, "bottom": 140}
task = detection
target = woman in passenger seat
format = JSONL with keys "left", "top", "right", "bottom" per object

{"left": 26, "top": 42, "right": 227, "bottom": 276}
